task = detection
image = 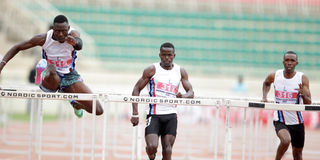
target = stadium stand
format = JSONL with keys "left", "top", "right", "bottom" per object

{"left": 48, "top": 4, "right": 320, "bottom": 75}
{"left": 3, "top": 0, "right": 320, "bottom": 77}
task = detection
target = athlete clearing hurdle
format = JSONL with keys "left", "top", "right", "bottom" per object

{"left": 131, "top": 42, "right": 194, "bottom": 160}
{"left": 0, "top": 15, "right": 103, "bottom": 118}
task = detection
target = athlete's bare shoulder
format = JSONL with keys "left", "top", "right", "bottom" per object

{"left": 142, "top": 64, "right": 156, "bottom": 79}
{"left": 264, "top": 72, "right": 276, "bottom": 84}
{"left": 29, "top": 33, "right": 47, "bottom": 46}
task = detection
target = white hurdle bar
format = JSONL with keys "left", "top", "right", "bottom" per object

{"left": 106, "top": 94, "right": 221, "bottom": 106}
{"left": 227, "top": 99, "right": 320, "bottom": 111}
{"left": 1, "top": 89, "right": 320, "bottom": 160}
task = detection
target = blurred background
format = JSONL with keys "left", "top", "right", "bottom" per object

{"left": 1, "top": 0, "right": 320, "bottom": 159}
{"left": 1, "top": 0, "right": 320, "bottom": 128}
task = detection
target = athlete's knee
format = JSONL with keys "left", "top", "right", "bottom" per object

{"left": 162, "top": 144, "right": 172, "bottom": 155}
{"left": 280, "top": 137, "right": 291, "bottom": 146}
{"left": 41, "top": 72, "right": 60, "bottom": 90}
{"left": 96, "top": 103, "right": 103, "bottom": 115}
{"left": 92, "top": 101, "right": 103, "bottom": 115}
{"left": 293, "top": 148, "right": 303, "bottom": 160}
{"left": 44, "top": 65, "right": 59, "bottom": 80}
{"left": 46, "top": 64, "right": 56, "bottom": 72}
{"left": 293, "top": 152, "right": 302, "bottom": 160}
{"left": 146, "top": 144, "right": 158, "bottom": 154}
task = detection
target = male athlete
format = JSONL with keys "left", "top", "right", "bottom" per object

{"left": 262, "top": 51, "right": 311, "bottom": 160}
{"left": 131, "top": 42, "right": 194, "bottom": 160}
{"left": 0, "top": 15, "right": 103, "bottom": 118}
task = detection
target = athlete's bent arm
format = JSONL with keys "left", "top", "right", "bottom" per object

{"left": 0, "top": 34, "right": 46, "bottom": 74}
{"left": 65, "top": 30, "right": 82, "bottom": 50}
{"left": 131, "top": 65, "right": 155, "bottom": 126}
{"left": 262, "top": 72, "right": 275, "bottom": 102}
{"left": 299, "top": 75, "right": 312, "bottom": 104}
{"left": 176, "top": 67, "right": 194, "bottom": 98}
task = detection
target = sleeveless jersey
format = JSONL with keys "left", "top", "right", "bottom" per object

{"left": 273, "top": 69, "right": 304, "bottom": 125}
{"left": 146, "top": 63, "right": 181, "bottom": 115}
{"left": 42, "top": 29, "right": 77, "bottom": 74}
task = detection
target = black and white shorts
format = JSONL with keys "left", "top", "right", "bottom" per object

{"left": 145, "top": 113, "right": 177, "bottom": 137}
{"left": 273, "top": 121, "right": 305, "bottom": 148}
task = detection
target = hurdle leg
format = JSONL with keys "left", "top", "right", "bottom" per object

{"left": 241, "top": 108, "right": 247, "bottom": 160}
{"left": 71, "top": 104, "right": 76, "bottom": 160}
{"left": 214, "top": 105, "right": 220, "bottom": 160}
{"left": 224, "top": 105, "right": 232, "bottom": 160}
{"left": 91, "top": 96, "right": 97, "bottom": 160}
{"left": 0, "top": 98, "right": 6, "bottom": 143}
{"left": 248, "top": 109, "right": 254, "bottom": 160}
{"left": 265, "top": 110, "right": 272, "bottom": 159}
{"left": 131, "top": 123, "right": 138, "bottom": 160}
{"left": 113, "top": 103, "right": 120, "bottom": 158}
{"left": 80, "top": 112, "right": 85, "bottom": 160}
{"left": 253, "top": 109, "right": 260, "bottom": 160}
{"left": 102, "top": 99, "right": 108, "bottom": 160}
{"left": 28, "top": 99, "right": 35, "bottom": 160}
{"left": 137, "top": 118, "right": 143, "bottom": 160}
{"left": 38, "top": 100, "right": 43, "bottom": 160}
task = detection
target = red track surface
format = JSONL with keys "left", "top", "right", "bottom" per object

{"left": 1, "top": 111, "right": 320, "bottom": 160}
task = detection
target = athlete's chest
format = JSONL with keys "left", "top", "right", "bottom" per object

{"left": 44, "top": 41, "right": 74, "bottom": 57}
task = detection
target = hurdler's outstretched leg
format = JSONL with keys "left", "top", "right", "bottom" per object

{"left": 37, "top": 60, "right": 103, "bottom": 118}
{"left": 62, "top": 81, "right": 103, "bottom": 116}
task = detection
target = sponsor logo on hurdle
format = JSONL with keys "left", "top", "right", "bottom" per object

{"left": 122, "top": 96, "right": 201, "bottom": 105}
{"left": 0, "top": 91, "right": 79, "bottom": 100}
{"left": 248, "top": 102, "right": 265, "bottom": 108}
{"left": 305, "top": 105, "right": 320, "bottom": 111}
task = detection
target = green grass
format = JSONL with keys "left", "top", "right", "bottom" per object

{"left": 8, "top": 113, "right": 59, "bottom": 121}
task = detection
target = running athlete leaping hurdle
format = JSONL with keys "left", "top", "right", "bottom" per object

{"left": 0, "top": 15, "right": 103, "bottom": 118}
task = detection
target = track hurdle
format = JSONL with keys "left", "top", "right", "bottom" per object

{"left": 1, "top": 89, "right": 320, "bottom": 160}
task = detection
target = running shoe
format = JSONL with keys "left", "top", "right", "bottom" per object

{"left": 73, "top": 108, "right": 83, "bottom": 118}
{"left": 70, "top": 100, "right": 83, "bottom": 118}
{"left": 35, "top": 59, "right": 47, "bottom": 85}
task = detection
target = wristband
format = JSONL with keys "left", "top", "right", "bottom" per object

{"left": 132, "top": 115, "right": 139, "bottom": 118}
{"left": 74, "top": 37, "right": 83, "bottom": 50}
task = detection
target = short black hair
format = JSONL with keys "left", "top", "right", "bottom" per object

{"left": 160, "top": 42, "right": 175, "bottom": 51}
{"left": 284, "top": 51, "right": 298, "bottom": 60}
{"left": 53, "top": 15, "right": 68, "bottom": 24}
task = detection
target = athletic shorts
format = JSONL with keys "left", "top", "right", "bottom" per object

{"left": 145, "top": 113, "right": 177, "bottom": 137}
{"left": 40, "top": 70, "right": 83, "bottom": 92}
{"left": 273, "top": 121, "right": 305, "bottom": 148}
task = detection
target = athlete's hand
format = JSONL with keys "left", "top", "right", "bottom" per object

{"left": 65, "top": 35, "right": 76, "bottom": 46}
{"left": 261, "top": 97, "right": 268, "bottom": 102}
{"left": 0, "top": 62, "right": 6, "bottom": 75}
{"left": 176, "top": 92, "right": 183, "bottom": 98}
{"left": 131, "top": 116, "right": 139, "bottom": 126}
{"left": 295, "top": 83, "right": 305, "bottom": 97}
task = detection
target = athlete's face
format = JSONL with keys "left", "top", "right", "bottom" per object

{"left": 52, "top": 22, "right": 70, "bottom": 43}
{"left": 283, "top": 53, "right": 298, "bottom": 73}
{"left": 159, "top": 47, "right": 175, "bottom": 69}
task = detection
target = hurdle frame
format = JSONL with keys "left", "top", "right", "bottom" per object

{"left": 1, "top": 89, "right": 320, "bottom": 160}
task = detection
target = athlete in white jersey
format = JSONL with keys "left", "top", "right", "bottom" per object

{"left": 146, "top": 62, "right": 181, "bottom": 115}
{"left": 273, "top": 69, "right": 304, "bottom": 125}
{"left": 131, "top": 42, "right": 194, "bottom": 160}
{"left": 42, "top": 28, "right": 77, "bottom": 74}
{"left": 0, "top": 15, "right": 103, "bottom": 118}
{"left": 262, "top": 51, "right": 311, "bottom": 160}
